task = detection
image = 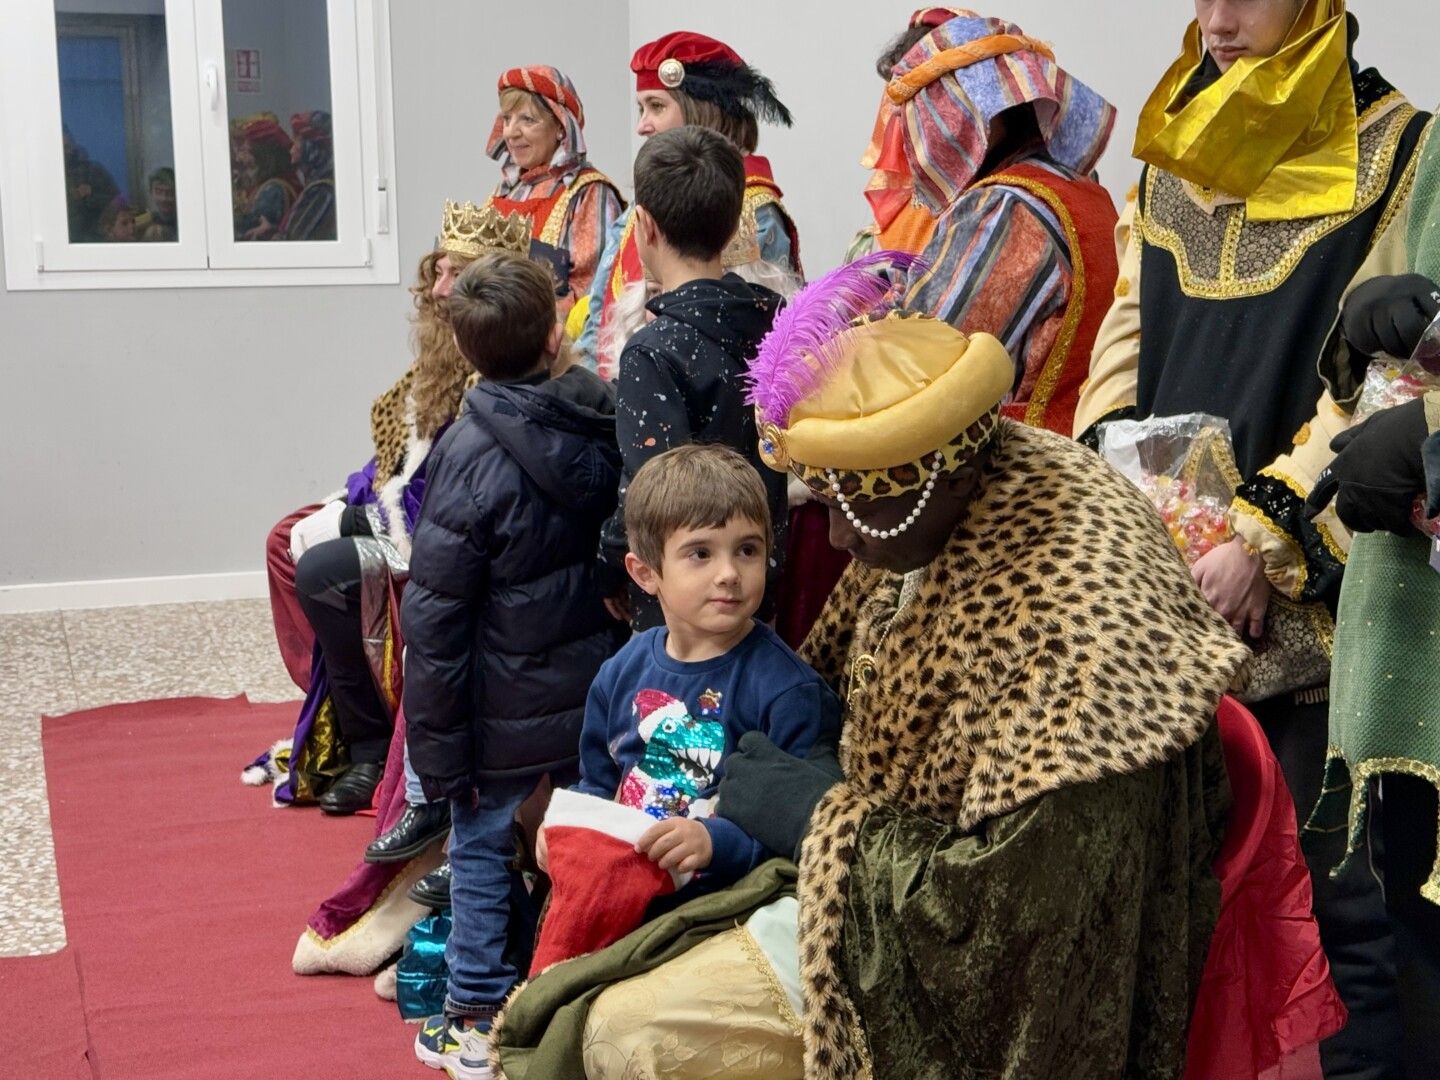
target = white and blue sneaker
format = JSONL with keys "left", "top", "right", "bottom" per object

{"left": 415, "top": 1014, "right": 493, "bottom": 1080}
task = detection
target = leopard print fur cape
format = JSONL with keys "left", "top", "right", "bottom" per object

{"left": 369, "top": 366, "right": 417, "bottom": 487}
{"left": 794, "top": 421, "right": 1250, "bottom": 1079}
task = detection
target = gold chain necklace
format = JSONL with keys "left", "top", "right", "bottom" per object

{"left": 846, "top": 567, "right": 928, "bottom": 712}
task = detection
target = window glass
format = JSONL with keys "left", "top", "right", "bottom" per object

{"left": 56, "top": 2, "right": 179, "bottom": 244}
{"left": 223, "top": 0, "right": 336, "bottom": 242}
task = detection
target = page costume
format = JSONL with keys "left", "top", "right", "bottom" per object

{"left": 577, "top": 32, "right": 801, "bottom": 378}
{"left": 1311, "top": 119, "right": 1440, "bottom": 898}
{"left": 1073, "top": 4, "right": 1428, "bottom": 1066}
{"left": 783, "top": 11, "right": 1122, "bottom": 652}
{"left": 886, "top": 13, "right": 1118, "bottom": 438}
{"left": 485, "top": 66, "right": 623, "bottom": 302}
{"left": 490, "top": 257, "right": 1254, "bottom": 1079}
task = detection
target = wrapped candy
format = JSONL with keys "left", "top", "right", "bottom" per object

{"left": 1137, "top": 474, "right": 1232, "bottom": 564}
{"left": 1098, "top": 413, "right": 1239, "bottom": 567}
{"left": 1352, "top": 311, "right": 1440, "bottom": 537}
{"left": 1352, "top": 358, "right": 1439, "bottom": 423}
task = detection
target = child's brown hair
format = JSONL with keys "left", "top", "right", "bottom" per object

{"left": 633, "top": 126, "right": 744, "bottom": 262}
{"left": 624, "top": 443, "right": 772, "bottom": 570}
{"left": 449, "top": 252, "right": 556, "bottom": 380}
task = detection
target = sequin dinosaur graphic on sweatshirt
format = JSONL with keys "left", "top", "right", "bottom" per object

{"left": 618, "top": 688, "right": 726, "bottom": 820}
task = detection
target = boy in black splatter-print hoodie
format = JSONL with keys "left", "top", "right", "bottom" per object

{"left": 599, "top": 126, "right": 788, "bottom": 630}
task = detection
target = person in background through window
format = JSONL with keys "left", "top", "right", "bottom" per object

{"left": 234, "top": 113, "right": 300, "bottom": 241}
{"left": 62, "top": 126, "right": 118, "bottom": 244}
{"left": 136, "top": 166, "right": 176, "bottom": 241}
{"left": 279, "top": 111, "right": 337, "bottom": 242}
{"left": 99, "top": 197, "right": 136, "bottom": 243}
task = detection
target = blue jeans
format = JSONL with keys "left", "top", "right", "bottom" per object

{"left": 443, "top": 776, "right": 538, "bottom": 1020}
{"left": 402, "top": 741, "right": 426, "bottom": 805}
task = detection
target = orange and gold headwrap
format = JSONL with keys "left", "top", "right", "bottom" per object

{"left": 747, "top": 254, "right": 1012, "bottom": 501}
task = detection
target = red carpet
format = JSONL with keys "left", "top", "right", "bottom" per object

{"left": 11, "top": 696, "right": 421, "bottom": 1080}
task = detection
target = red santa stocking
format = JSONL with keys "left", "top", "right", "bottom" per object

{"left": 530, "top": 789, "right": 692, "bottom": 976}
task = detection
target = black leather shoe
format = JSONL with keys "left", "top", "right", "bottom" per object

{"left": 408, "top": 861, "right": 451, "bottom": 909}
{"left": 365, "top": 801, "right": 451, "bottom": 863}
{"left": 318, "top": 763, "right": 384, "bottom": 816}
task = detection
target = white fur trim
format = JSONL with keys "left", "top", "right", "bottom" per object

{"left": 375, "top": 474, "right": 414, "bottom": 561}
{"left": 542, "top": 789, "right": 691, "bottom": 888}
{"left": 243, "top": 738, "right": 293, "bottom": 788}
{"left": 373, "top": 962, "right": 398, "bottom": 1001}
{"left": 374, "top": 399, "right": 431, "bottom": 562}
{"left": 291, "top": 841, "right": 445, "bottom": 976}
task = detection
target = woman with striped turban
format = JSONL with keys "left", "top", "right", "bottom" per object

{"left": 480, "top": 65, "right": 624, "bottom": 308}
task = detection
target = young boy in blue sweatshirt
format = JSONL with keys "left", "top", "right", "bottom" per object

{"left": 532, "top": 443, "right": 840, "bottom": 973}
{"left": 404, "top": 252, "right": 624, "bottom": 1080}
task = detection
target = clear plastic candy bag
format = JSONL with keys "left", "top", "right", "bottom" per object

{"left": 1097, "top": 413, "right": 1237, "bottom": 566}
{"left": 1353, "top": 310, "right": 1440, "bottom": 537}
{"left": 1099, "top": 413, "right": 1335, "bottom": 702}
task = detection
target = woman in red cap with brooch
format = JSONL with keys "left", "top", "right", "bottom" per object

{"left": 475, "top": 65, "right": 623, "bottom": 310}
{"left": 232, "top": 112, "right": 300, "bottom": 241}
{"left": 575, "top": 31, "right": 801, "bottom": 379}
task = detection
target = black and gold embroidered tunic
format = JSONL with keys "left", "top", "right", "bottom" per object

{"left": 1133, "top": 68, "right": 1427, "bottom": 604}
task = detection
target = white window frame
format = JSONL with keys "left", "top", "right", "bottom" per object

{"left": 0, "top": 0, "right": 398, "bottom": 290}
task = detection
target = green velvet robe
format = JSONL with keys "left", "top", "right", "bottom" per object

{"left": 843, "top": 728, "right": 1228, "bottom": 1078}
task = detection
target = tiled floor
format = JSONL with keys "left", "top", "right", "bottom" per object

{"left": 0, "top": 598, "right": 302, "bottom": 957}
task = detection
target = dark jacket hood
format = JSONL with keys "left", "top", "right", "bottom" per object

{"left": 466, "top": 365, "right": 620, "bottom": 512}
{"left": 645, "top": 274, "right": 782, "bottom": 355}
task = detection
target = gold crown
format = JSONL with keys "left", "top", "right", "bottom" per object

{"left": 438, "top": 200, "right": 532, "bottom": 260}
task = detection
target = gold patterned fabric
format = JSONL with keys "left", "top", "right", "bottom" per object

{"left": 1140, "top": 96, "right": 1417, "bottom": 300}
{"left": 286, "top": 695, "right": 349, "bottom": 802}
{"left": 1134, "top": 0, "right": 1357, "bottom": 221}
{"left": 580, "top": 928, "right": 804, "bottom": 1080}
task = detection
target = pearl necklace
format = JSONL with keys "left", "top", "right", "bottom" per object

{"left": 826, "top": 452, "right": 941, "bottom": 540}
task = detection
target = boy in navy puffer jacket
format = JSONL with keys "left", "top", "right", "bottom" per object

{"left": 403, "top": 251, "right": 624, "bottom": 1079}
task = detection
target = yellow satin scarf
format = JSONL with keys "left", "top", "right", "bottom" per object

{"left": 1134, "top": 0, "right": 1357, "bottom": 221}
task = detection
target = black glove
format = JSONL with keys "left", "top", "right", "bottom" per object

{"left": 1341, "top": 274, "right": 1440, "bottom": 360}
{"left": 718, "top": 731, "right": 843, "bottom": 862}
{"left": 1306, "top": 397, "right": 1429, "bottom": 534}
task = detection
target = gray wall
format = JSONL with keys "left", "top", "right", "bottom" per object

{"left": 3, "top": 1, "right": 1437, "bottom": 590}
{"left": 0, "top": 0, "right": 631, "bottom": 589}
